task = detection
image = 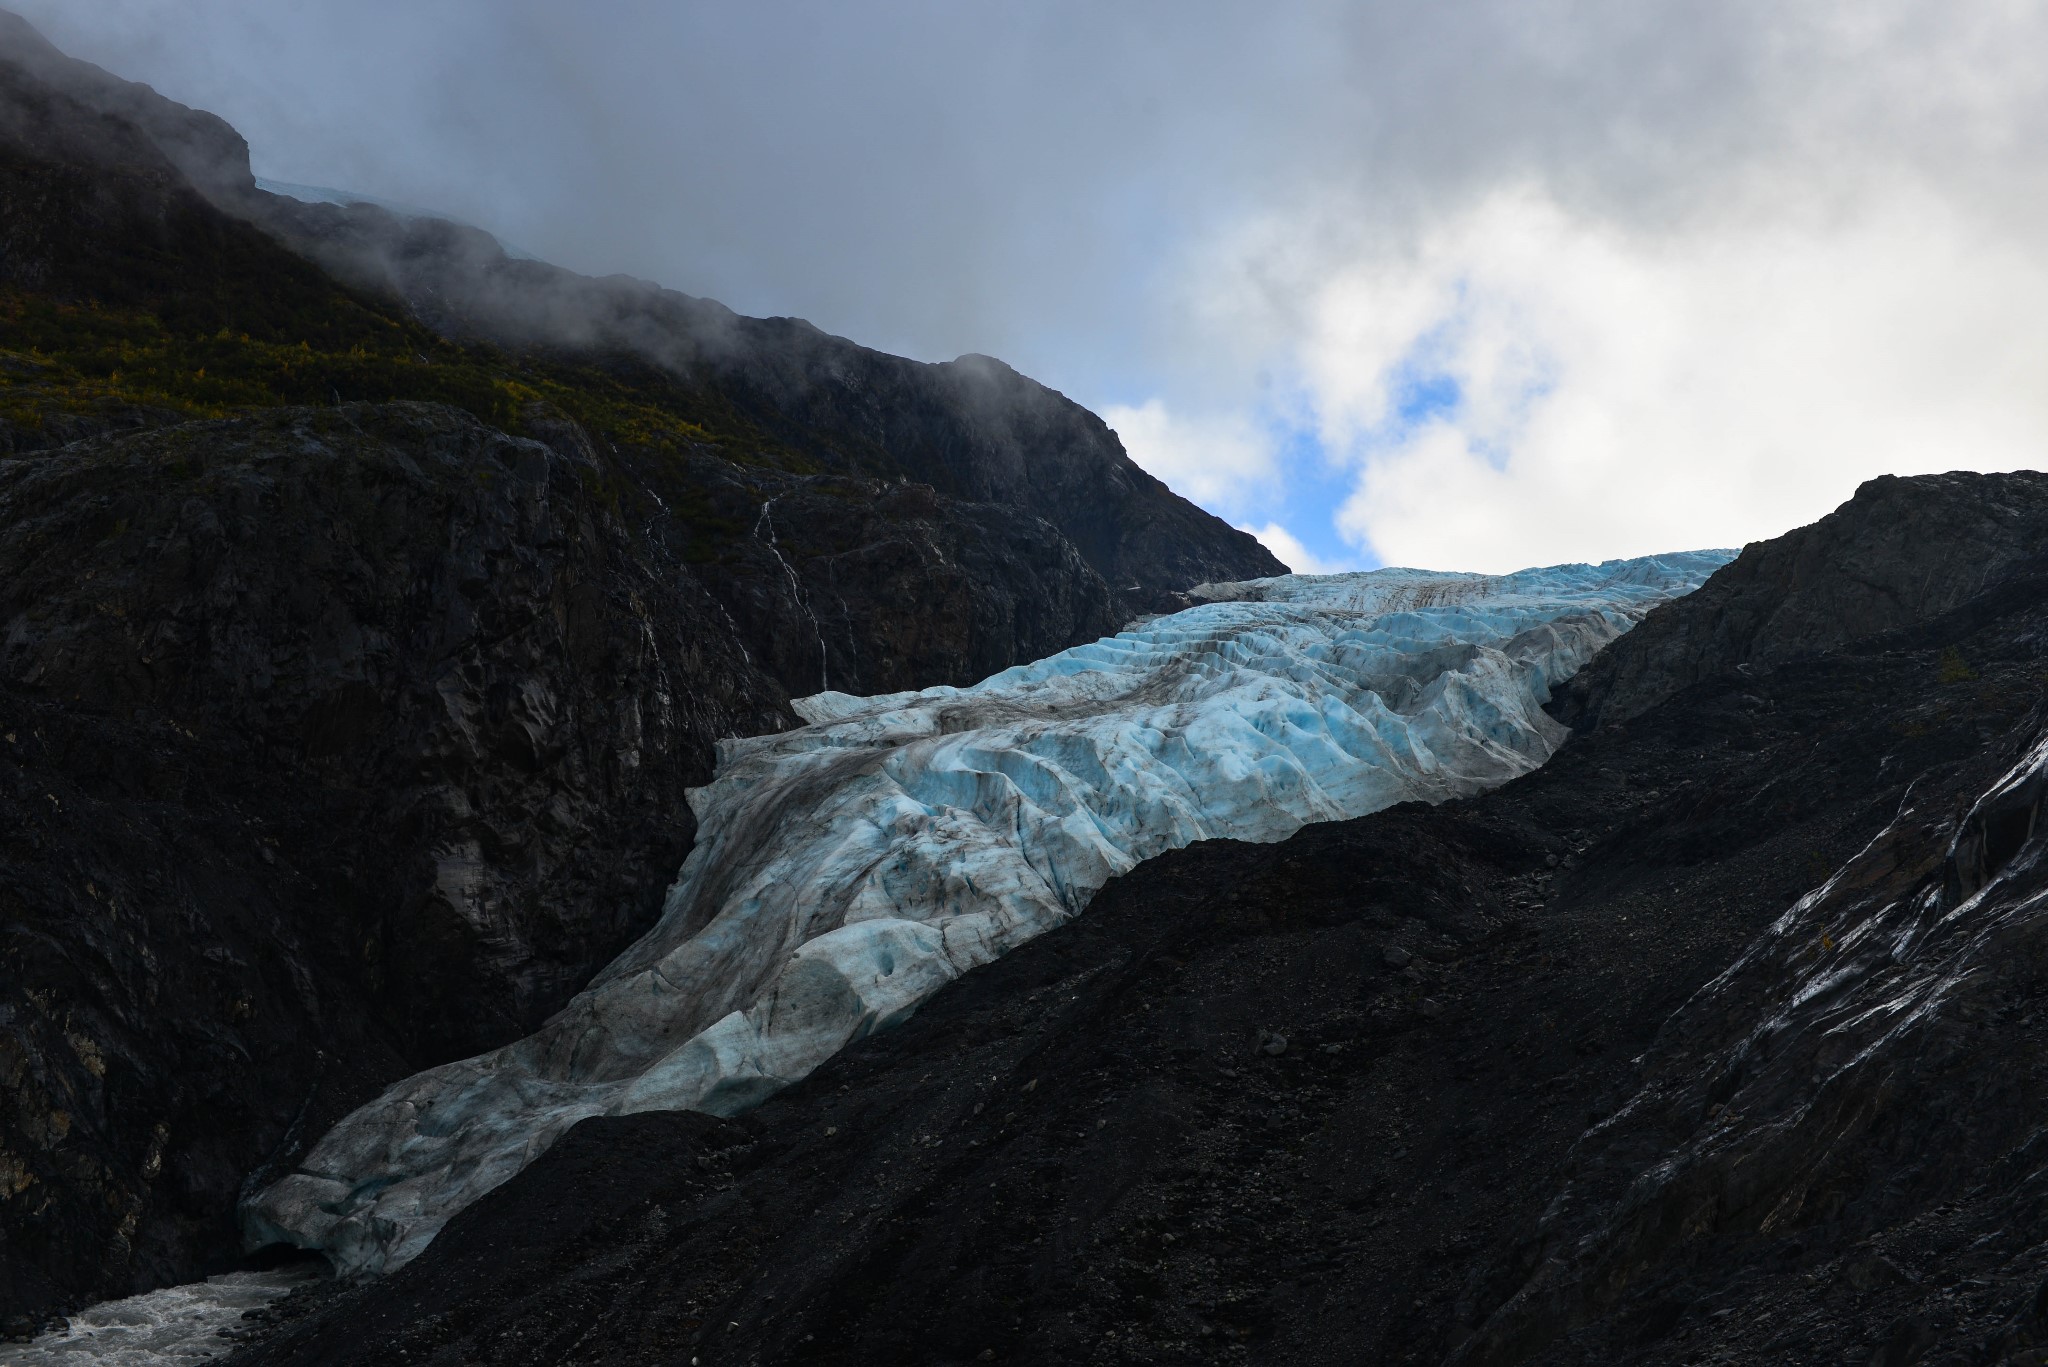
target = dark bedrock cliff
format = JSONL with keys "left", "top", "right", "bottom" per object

{"left": 0, "top": 403, "right": 785, "bottom": 1047}
{"left": 0, "top": 7, "right": 1275, "bottom": 625}
{"left": 642, "top": 449, "right": 1117, "bottom": 700}
{"left": 0, "top": 399, "right": 1120, "bottom": 1326}
{"left": 0, "top": 9, "right": 253, "bottom": 205}
{"left": 249, "top": 204, "right": 1286, "bottom": 613}
{"left": 0, "top": 401, "right": 768, "bottom": 1323}
{"left": 223, "top": 472, "right": 2048, "bottom": 1367}
{"left": 1553, "top": 469, "right": 2048, "bottom": 730}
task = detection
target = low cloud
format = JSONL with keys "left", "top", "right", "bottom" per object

{"left": 1293, "top": 184, "right": 2048, "bottom": 571}
{"left": 21, "top": 1, "right": 2048, "bottom": 572}
{"left": 1153, "top": 1, "right": 2048, "bottom": 571}
{"left": 1237, "top": 523, "right": 1355, "bottom": 577}
{"left": 1104, "top": 399, "right": 1278, "bottom": 515}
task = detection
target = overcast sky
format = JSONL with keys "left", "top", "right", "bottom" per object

{"left": 19, "top": 1, "right": 2048, "bottom": 572}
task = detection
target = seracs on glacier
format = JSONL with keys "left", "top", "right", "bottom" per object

{"left": 246, "top": 553, "right": 1731, "bottom": 1275}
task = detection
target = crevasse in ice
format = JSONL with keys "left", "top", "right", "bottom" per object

{"left": 244, "top": 553, "right": 1731, "bottom": 1275}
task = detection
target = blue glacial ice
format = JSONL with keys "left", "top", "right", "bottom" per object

{"left": 244, "top": 552, "right": 1731, "bottom": 1275}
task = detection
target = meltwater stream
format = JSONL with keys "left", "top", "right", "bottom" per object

{"left": 12, "top": 555, "right": 1727, "bottom": 1365}
{"left": 2, "top": 1269, "right": 320, "bottom": 1365}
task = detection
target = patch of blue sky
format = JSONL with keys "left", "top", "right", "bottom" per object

{"left": 1260, "top": 421, "right": 1375, "bottom": 572}
{"left": 1393, "top": 369, "right": 1462, "bottom": 427}
{"left": 1098, "top": 283, "right": 1561, "bottom": 577}
{"left": 1231, "top": 351, "right": 1470, "bottom": 574}
{"left": 1231, "top": 319, "right": 1479, "bottom": 572}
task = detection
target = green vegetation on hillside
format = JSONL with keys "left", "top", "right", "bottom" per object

{"left": 0, "top": 288, "right": 817, "bottom": 473}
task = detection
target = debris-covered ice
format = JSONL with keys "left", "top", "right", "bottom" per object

{"left": 245, "top": 554, "right": 1731, "bottom": 1275}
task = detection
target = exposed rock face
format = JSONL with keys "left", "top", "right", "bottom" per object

{"left": 0, "top": 399, "right": 1126, "bottom": 1326}
{"left": 237, "top": 557, "right": 1720, "bottom": 1282}
{"left": 0, "top": 9, "right": 254, "bottom": 206}
{"left": 3, "top": 405, "right": 783, "bottom": 1042}
{"left": 1445, "top": 681, "right": 2048, "bottom": 1366}
{"left": 249, "top": 204, "right": 1283, "bottom": 618}
{"left": 1552, "top": 470, "right": 2048, "bottom": 729}
{"left": 0, "top": 388, "right": 1163, "bottom": 1338}
{"left": 224, "top": 472, "right": 2048, "bottom": 1367}
{"left": 0, "top": 403, "right": 770, "bottom": 1321}
{"left": 0, "top": 11, "right": 1260, "bottom": 1326}
{"left": 694, "top": 467, "right": 1116, "bottom": 700}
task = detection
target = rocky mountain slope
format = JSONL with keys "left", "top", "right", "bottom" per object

{"left": 0, "top": 12, "right": 1277, "bottom": 1330}
{"left": 257, "top": 201, "right": 1257, "bottom": 618}
{"left": 0, "top": 8, "right": 1276, "bottom": 620}
{"left": 227, "top": 471, "right": 2048, "bottom": 1367}
{"left": 239, "top": 555, "right": 1723, "bottom": 1281}
{"left": 1552, "top": 471, "right": 2048, "bottom": 730}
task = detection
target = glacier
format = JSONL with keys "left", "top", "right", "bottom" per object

{"left": 243, "top": 553, "right": 1732, "bottom": 1276}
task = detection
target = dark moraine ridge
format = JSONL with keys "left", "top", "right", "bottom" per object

{"left": 0, "top": 10, "right": 1279, "bottom": 1330}
{"left": 229, "top": 472, "right": 2048, "bottom": 1367}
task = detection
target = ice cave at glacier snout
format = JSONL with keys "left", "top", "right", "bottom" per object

{"left": 245, "top": 553, "right": 1732, "bottom": 1275}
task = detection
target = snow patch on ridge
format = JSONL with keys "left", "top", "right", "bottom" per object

{"left": 245, "top": 554, "right": 1731, "bottom": 1276}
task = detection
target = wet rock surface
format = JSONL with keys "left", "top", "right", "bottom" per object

{"left": 229, "top": 473, "right": 2048, "bottom": 1367}
{"left": 0, "top": 13, "right": 1263, "bottom": 1327}
{"left": 693, "top": 466, "right": 1117, "bottom": 701}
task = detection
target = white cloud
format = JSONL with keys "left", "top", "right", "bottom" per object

{"left": 1237, "top": 523, "right": 1356, "bottom": 576}
{"left": 1103, "top": 399, "right": 1278, "bottom": 514}
{"left": 25, "top": 2, "right": 2048, "bottom": 573}
{"left": 1290, "top": 183, "right": 2048, "bottom": 571}
{"left": 1143, "top": 3, "right": 2048, "bottom": 572}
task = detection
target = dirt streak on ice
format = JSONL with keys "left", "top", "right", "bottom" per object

{"left": 245, "top": 554, "right": 1733, "bottom": 1277}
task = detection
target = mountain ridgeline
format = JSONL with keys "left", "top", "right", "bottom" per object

{"left": 234, "top": 471, "right": 2048, "bottom": 1367}
{"left": 0, "top": 11, "right": 1277, "bottom": 1330}
{"left": 11, "top": 14, "right": 2048, "bottom": 1367}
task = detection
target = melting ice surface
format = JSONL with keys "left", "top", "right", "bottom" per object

{"left": 245, "top": 554, "right": 1731, "bottom": 1276}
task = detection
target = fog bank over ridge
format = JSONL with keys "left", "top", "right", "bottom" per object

{"left": 15, "top": 1, "right": 2048, "bottom": 570}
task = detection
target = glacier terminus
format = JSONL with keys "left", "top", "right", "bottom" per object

{"left": 244, "top": 553, "right": 1732, "bottom": 1275}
